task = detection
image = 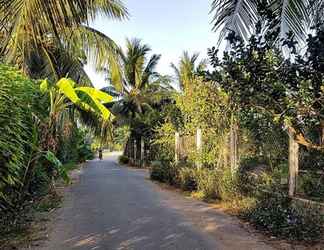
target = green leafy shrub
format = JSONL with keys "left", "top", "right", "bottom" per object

{"left": 150, "top": 161, "right": 166, "bottom": 182}
{"left": 178, "top": 167, "right": 197, "bottom": 191}
{"left": 0, "top": 64, "right": 39, "bottom": 206}
{"left": 58, "top": 126, "right": 94, "bottom": 164}
{"left": 78, "top": 143, "right": 94, "bottom": 162}
{"left": 192, "top": 168, "right": 220, "bottom": 200}
{"left": 45, "top": 151, "right": 70, "bottom": 184}
{"left": 118, "top": 155, "right": 130, "bottom": 164}
{"left": 218, "top": 168, "right": 240, "bottom": 201}
{"left": 187, "top": 167, "right": 240, "bottom": 201}
{"left": 149, "top": 160, "right": 178, "bottom": 184}
{"left": 299, "top": 173, "right": 324, "bottom": 199}
{"left": 242, "top": 191, "right": 324, "bottom": 241}
{"left": 29, "top": 164, "right": 51, "bottom": 196}
{"left": 239, "top": 162, "right": 270, "bottom": 195}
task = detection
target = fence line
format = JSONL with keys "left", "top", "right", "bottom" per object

{"left": 172, "top": 128, "right": 309, "bottom": 199}
{"left": 123, "top": 128, "right": 318, "bottom": 200}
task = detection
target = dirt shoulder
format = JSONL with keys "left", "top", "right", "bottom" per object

{"left": 1, "top": 165, "right": 84, "bottom": 250}
{"left": 152, "top": 179, "right": 324, "bottom": 250}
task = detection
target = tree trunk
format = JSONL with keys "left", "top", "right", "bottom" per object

{"left": 134, "top": 139, "right": 137, "bottom": 165}
{"left": 196, "top": 128, "right": 202, "bottom": 168}
{"left": 140, "top": 137, "right": 145, "bottom": 167}
{"left": 175, "top": 132, "right": 180, "bottom": 163}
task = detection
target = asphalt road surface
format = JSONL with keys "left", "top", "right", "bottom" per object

{"left": 39, "top": 153, "right": 274, "bottom": 250}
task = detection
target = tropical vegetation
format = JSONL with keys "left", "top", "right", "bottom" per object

{"left": 1, "top": 0, "right": 324, "bottom": 247}
{"left": 123, "top": 2, "right": 324, "bottom": 243}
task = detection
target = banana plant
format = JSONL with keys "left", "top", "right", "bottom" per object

{"left": 39, "top": 78, "right": 114, "bottom": 153}
{"left": 40, "top": 78, "right": 113, "bottom": 121}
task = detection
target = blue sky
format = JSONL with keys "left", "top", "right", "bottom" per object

{"left": 85, "top": 0, "right": 219, "bottom": 89}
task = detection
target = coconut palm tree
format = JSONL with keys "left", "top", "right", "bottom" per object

{"left": 171, "top": 51, "right": 207, "bottom": 91}
{"left": 0, "top": 0, "right": 128, "bottom": 85}
{"left": 106, "top": 38, "right": 164, "bottom": 115}
{"left": 211, "top": 0, "right": 324, "bottom": 46}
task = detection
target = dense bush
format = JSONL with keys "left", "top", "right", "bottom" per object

{"left": 149, "top": 160, "right": 240, "bottom": 201}
{"left": 118, "top": 155, "right": 130, "bottom": 164}
{"left": 192, "top": 168, "right": 220, "bottom": 200}
{"left": 178, "top": 167, "right": 197, "bottom": 191}
{"left": 299, "top": 173, "right": 324, "bottom": 199}
{"left": 150, "top": 161, "right": 166, "bottom": 182}
{"left": 191, "top": 167, "right": 240, "bottom": 201}
{"left": 242, "top": 191, "right": 324, "bottom": 241}
{"left": 237, "top": 157, "right": 284, "bottom": 196}
{"left": 149, "top": 160, "right": 178, "bottom": 184}
{"left": 77, "top": 143, "right": 94, "bottom": 162}
{"left": 57, "top": 124, "right": 94, "bottom": 164}
{"left": 0, "top": 65, "right": 96, "bottom": 211}
{"left": 0, "top": 65, "right": 40, "bottom": 206}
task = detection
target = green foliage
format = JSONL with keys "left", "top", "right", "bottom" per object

{"left": 0, "top": 64, "right": 39, "bottom": 205}
{"left": 299, "top": 173, "right": 324, "bottom": 199}
{"left": 57, "top": 125, "right": 94, "bottom": 164}
{"left": 189, "top": 167, "right": 239, "bottom": 201}
{"left": 239, "top": 111, "right": 288, "bottom": 166}
{"left": 192, "top": 168, "right": 220, "bottom": 200}
{"left": 208, "top": 23, "right": 324, "bottom": 151}
{"left": 178, "top": 79, "right": 230, "bottom": 167}
{"left": 171, "top": 51, "right": 207, "bottom": 90}
{"left": 153, "top": 78, "right": 231, "bottom": 167}
{"left": 78, "top": 143, "right": 94, "bottom": 162}
{"left": 149, "top": 161, "right": 178, "bottom": 184}
{"left": 242, "top": 192, "right": 324, "bottom": 241}
{"left": 113, "top": 126, "right": 131, "bottom": 150}
{"left": 149, "top": 161, "right": 166, "bottom": 182}
{"left": 211, "top": 0, "right": 320, "bottom": 47}
{"left": 0, "top": 0, "right": 128, "bottom": 85}
{"left": 153, "top": 122, "right": 177, "bottom": 162}
{"left": 118, "top": 155, "right": 130, "bottom": 165}
{"left": 41, "top": 78, "right": 113, "bottom": 122}
{"left": 237, "top": 157, "right": 283, "bottom": 195}
{"left": 44, "top": 151, "right": 69, "bottom": 184}
{"left": 178, "top": 167, "right": 197, "bottom": 191}
{"left": 30, "top": 165, "right": 51, "bottom": 194}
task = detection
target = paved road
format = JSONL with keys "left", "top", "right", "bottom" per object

{"left": 40, "top": 153, "right": 274, "bottom": 250}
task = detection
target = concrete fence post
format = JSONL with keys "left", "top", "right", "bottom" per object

{"left": 175, "top": 132, "right": 180, "bottom": 163}
{"left": 288, "top": 129, "right": 299, "bottom": 197}
{"left": 141, "top": 137, "right": 145, "bottom": 167}
{"left": 230, "top": 124, "right": 239, "bottom": 173}
{"left": 196, "top": 128, "right": 202, "bottom": 168}
{"left": 134, "top": 139, "right": 137, "bottom": 165}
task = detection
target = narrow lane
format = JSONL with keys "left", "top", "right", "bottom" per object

{"left": 40, "top": 153, "right": 274, "bottom": 250}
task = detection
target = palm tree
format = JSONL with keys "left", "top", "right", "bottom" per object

{"left": 211, "top": 0, "right": 324, "bottom": 46}
{"left": 171, "top": 51, "right": 207, "bottom": 91}
{"left": 0, "top": 0, "right": 128, "bottom": 85}
{"left": 107, "top": 38, "right": 164, "bottom": 115}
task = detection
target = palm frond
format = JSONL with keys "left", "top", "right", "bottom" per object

{"left": 123, "top": 38, "right": 151, "bottom": 88}
{"left": 101, "top": 86, "right": 122, "bottom": 97}
{"left": 211, "top": 0, "right": 258, "bottom": 44}
{"left": 0, "top": 0, "right": 127, "bottom": 82}
{"left": 211, "top": 0, "right": 314, "bottom": 47}
{"left": 171, "top": 51, "right": 207, "bottom": 90}
{"left": 272, "top": 0, "right": 310, "bottom": 43}
{"left": 0, "top": 0, "right": 128, "bottom": 52}
{"left": 140, "top": 54, "right": 161, "bottom": 89}
{"left": 309, "top": 0, "right": 324, "bottom": 25}
{"left": 65, "top": 25, "right": 123, "bottom": 88}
